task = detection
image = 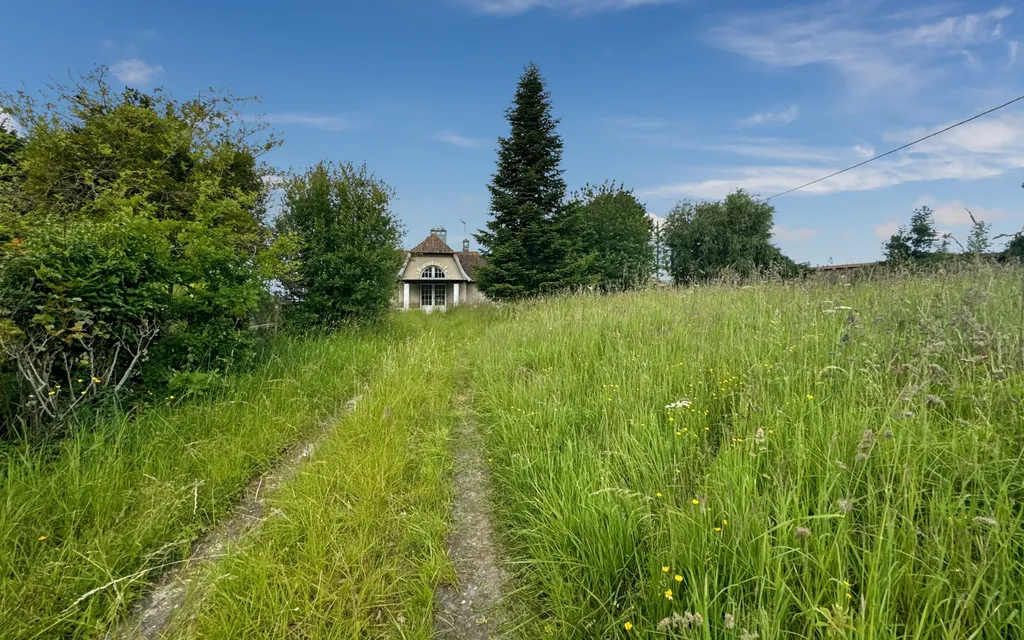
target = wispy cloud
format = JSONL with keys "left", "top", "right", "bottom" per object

{"left": 710, "top": 4, "right": 1015, "bottom": 99}
{"left": 772, "top": 225, "right": 818, "bottom": 241}
{"left": 912, "top": 196, "right": 1010, "bottom": 226}
{"left": 263, "top": 113, "right": 355, "bottom": 131}
{"left": 739, "top": 104, "right": 799, "bottom": 127}
{"left": 110, "top": 59, "right": 163, "bottom": 85}
{"left": 640, "top": 112, "right": 1024, "bottom": 200}
{"left": 458, "top": 0, "right": 676, "bottom": 16}
{"left": 617, "top": 130, "right": 842, "bottom": 162}
{"left": 434, "top": 129, "right": 490, "bottom": 149}
{"left": 1010, "top": 40, "right": 1020, "bottom": 68}
{"left": 874, "top": 221, "right": 903, "bottom": 239}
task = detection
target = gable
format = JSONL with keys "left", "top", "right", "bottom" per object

{"left": 399, "top": 254, "right": 468, "bottom": 281}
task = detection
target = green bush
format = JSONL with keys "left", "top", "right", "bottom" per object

{"left": 0, "top": 70, "right": 284, "bottom": 428}
{"left": 276, "top": 161, "right": 404, "bottom": 327}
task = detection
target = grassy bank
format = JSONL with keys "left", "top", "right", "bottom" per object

{"left": 0, "top": 317, "right": 425, "bottom": 638}
{"left": 167, "top": 310, "right": 488, "bottom": 638}
{"left": 471, "top": 266, "right": 1024, "bottom": 638}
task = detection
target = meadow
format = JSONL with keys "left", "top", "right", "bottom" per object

{"left": 1, "top": 265, "right": 1022, "bottom": 638}
{"left": 472, "top": 265, "right": 1024, "bottom": 638}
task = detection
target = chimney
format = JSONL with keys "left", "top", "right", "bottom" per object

{"left": 463, "top": 238, "right": 470, "bottom": 252}
{"left": 430, "top": 227, "right": 447, "bottom": 244}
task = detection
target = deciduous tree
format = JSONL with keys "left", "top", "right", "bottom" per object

{"left": 662, "top": 190, "right": 800, "bottom": 283}
{"left": 276, "top": 161, "right": 404, "bottom": 326}
{"left": 570, "top": 181, "right": 655, "bottom": 289}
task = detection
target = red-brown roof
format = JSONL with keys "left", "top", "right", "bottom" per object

{"left": 409, "top": 233, "right": 455, "bottom": 254}
{"left": 456, "top": 251, "right": 485, "bottom": 279}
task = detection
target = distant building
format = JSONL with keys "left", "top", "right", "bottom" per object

{"left": 396, "top": 227, "right": 488, "bottom": 311}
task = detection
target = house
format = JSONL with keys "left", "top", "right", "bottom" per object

{"left": 396, "top": 228, "right": 487, "bottom": 311}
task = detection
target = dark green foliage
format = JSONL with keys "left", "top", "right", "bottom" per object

{"left": 966, "top": 211, "right": 992, "bottom": 255}
{"left": 882, "top": 227, "right": 914, "bottom": 264}
{"left": 1005, "top": 233, "right": 1024, "bottom": 263}
{"left": 907, "top": 206, "right": 939, "bottom": 256}
{"left": 662, "top": 190, "right": 802, "bottom": 283}
{"left": 570, "top": 182, "right": 655, "bottom": 290}
{"left": 883, "top": 205, "right": 997, "bottom": 266}
{"left": 476, "top": 63, "right": 590, "bottom": 300}
{"left": 0, "top": 70, "right": 282, "bottom": 425}
{"left": 0, "top": 119, "right": 23, "bottom": 171}
{"left": 276, "top": 161, "right": 404, "bottom": 326}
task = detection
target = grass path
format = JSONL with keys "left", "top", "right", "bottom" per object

{"left": 114, "top": 395, "right": 362, "bottom": 638}
{"left": 433, "top": 399, "right": 509, "bottom": 640}
{"left": 0, "top": 324, "right": 414, "bottom": 638}
{"left": 164, "top": 311, "right": 491, "bottom": 638}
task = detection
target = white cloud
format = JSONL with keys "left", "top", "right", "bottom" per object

{"left": 0, "top": 110, "right": 21, "bottom": 134}
{"left": 459, "top": 0, "right": 675, "bottom": 15}
{"left": 647, "top": 212, "right": 666, "bottom": 228}
{"left": 640, "top": 112, "right": 1024, "bottom": 200}
{"left": 853, "top": 144, "right": 875, "bottom": 158}
{"left": 875, "top": 221, "right": 903, "bottom": 239}
{"left": 912, "top": 196, "right": 1009, "bottom": 226}
{"left": 1010, "top": 41, "right": 1019, "bottom": 68}
{"left": 910, "top": 8, "right": 1012, "bottom": 47}
{"left": 261, "top": 174, "right": 286, "bottom": 187}
{"left": 110, "top": 59, "right": 163, "bottom": 85}
{"left": 434, "top": 129, "right": 490, "bottom": 149}
{"left": 619, "top": 133, "right": 841, "bottom": 162}
{"left": 710, "top": 4, "right": 1013, "bottom": 99}
{"left": 263, "top": 113, "right": 355, "bottom": 131}
{"left": 738, "top": 104, "right": 799, "bottom": 127}
{"left": 772, "top": 225, "right": 818, "bottom": 241}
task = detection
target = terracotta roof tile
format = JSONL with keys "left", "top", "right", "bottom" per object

{"left": 410, "top": 233, "right": 455, "bottom": 254}
{"left": 456, "top": 251, "right": 486, "bottom": 280}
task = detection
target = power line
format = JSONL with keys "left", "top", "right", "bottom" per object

{"left": 765, "top": 93, "right": 1024, "bottom": 201}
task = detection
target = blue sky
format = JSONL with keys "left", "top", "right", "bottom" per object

{"left": 2, "top": 0, "right": 1023, "bottom": 265}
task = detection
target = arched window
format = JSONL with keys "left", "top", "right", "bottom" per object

{"left": 421, "top": 265, "right": 445, "bottom": 279}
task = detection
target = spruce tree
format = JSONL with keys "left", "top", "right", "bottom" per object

{"left": 475, "top": 63, "right": 588, "bottom": 300}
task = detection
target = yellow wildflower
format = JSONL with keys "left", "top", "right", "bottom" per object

{"left": 674, "top": 575, "right": 682, "bottom": 582}
{"left": 662, "top": 566, "right": 669, "bottom": 573}
{"left": 806, "top": 394, "right": 814, "bottom": 400}
{"left": 714, "top": 527, "right": 722, "bottom": 532}
{"left": 48, "top": 391, "right": 56, "bottom": 396}
{"left": 656, "top": 493, "right": 663, "bottom": 498}
{"left": 92, "top": 377, "right": 101, "bottom": 383}
{"left": 664, "top": 589, "right": 673, "bottom": 600}
{"left": 38, "top": 535, "right": 47, "bottom": 541}
{"left": 624, "top": 622, "right": 633, "bottom": 631}
{"left": 722, "top": 519, "right": 728, "bottom": 526}
{"left": 691, "top": 498, "right": 700, "bottom": 505}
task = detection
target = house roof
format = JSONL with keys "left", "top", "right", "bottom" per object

{"left": 409, "top": 233, "right": 455, "bottom": 254}
{"left": 456, "top": 251, "right": 485, "bottom": 280}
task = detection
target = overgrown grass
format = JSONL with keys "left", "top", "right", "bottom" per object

{"left": 6, "top": 268, "right": 1024, "bottom": 639}
{"left": 471, "top": 266, "right": 1024, "bottom": 638}
{"left": 0, "top": 316, "right": 427, "bottom": 638}
{"left": 167, "top": 310, "right": 488, "bottom": 638}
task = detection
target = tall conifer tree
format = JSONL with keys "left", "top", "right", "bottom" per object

{"left": 476, "top": 63, "right": 588, "bottom": 300}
